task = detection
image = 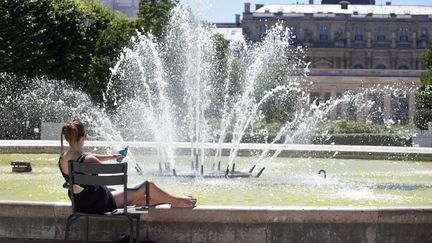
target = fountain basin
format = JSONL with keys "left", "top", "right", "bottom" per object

{"left": 1, "top": 140, "right": 430, "bottom": 241}
{"left": 0, "top": 200, "right": 431, "bottom": 242}
{"left": 0, "top": 146, "right": 431, "bottom": 206}
{"left": 1, "top": 140, "right": 432, "bottom": 160}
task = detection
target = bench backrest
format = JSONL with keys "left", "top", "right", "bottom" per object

{"left": 68, "top": 160, "right": 128, "bottom": 213}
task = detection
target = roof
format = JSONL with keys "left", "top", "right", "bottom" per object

{"left": 254, "top": 4, "right": 432, "bottom": 16}
{"left": 322, "top": 0, "right": 375, "bottom": 4}
{"left": 211, "top": 28, "right": 243, "bottom": 41}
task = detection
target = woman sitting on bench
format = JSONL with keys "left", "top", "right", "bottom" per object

{"left": 58, "top": 119, "right": 197, "bottom": 214}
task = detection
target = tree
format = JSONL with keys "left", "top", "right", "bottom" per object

{"left": 137, "top": 0, "right": 178, "bottom": 37}
{"left": 0, "top": 0, "right": 88, "bottom": 86}
{"left": 254, "top": 62, "right": 299, "bottom": 124}
{"left": 414, "top": 47, "right": 432, "bottom": 129}
{"left": 86, "top": 4, "right": 138, "bottom": 104}
{"left": 0, "top": 0, "right": 139, "bottom": 105}
{"left": 207, "top": 33, "right": 229, "bottom": 119}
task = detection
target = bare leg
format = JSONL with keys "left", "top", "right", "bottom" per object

{"left": 111, "top": 180, "right": 197, "bottom": 208}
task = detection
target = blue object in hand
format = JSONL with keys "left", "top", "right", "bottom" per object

{"left": 116, "top": 146, "right": 128, "bottom": 162}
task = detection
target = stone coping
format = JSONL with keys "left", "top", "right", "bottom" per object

{"left": 1, "top": 140, "right": 431, "bottom": 153}
{"left": 1, "top": 200, "right": 432, "bottom": 224}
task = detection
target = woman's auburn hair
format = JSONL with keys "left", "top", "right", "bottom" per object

{"left": 60, "top": 119, "right": 85, "bottom": 155}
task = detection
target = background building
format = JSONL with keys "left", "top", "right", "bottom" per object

{"left": 241, "top": 0, "right": 431, "bottom": 124}
{"left": 98, "top": 0, "right": 139, "bottom": 17}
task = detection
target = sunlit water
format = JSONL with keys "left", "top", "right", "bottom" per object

{"left": 1, "top": 154, "right": 431, "bottom": 206}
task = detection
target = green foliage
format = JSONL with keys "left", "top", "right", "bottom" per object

{"left": 254, "top": 120, "right": 285, "bottom": 135}
{"left": 207, "top": 34, "right": 228, "bottom": 118}
{"left": 415, "top": 47, "right": 432, "bottom": 129}
{"left": 320, "top": 120, "right": 380, "bottom": 134}
{"left": 416, "top": 87, "right": 432, "bottom": 109}
{"left": 0, "top": 0, "right": 87, "bottom": 85}
{"left": 255, "top": 63, "right": 299, "bottom": 123}
{"left": 0, "top": 0, "right": 139, "bottom": 105}
{"left": 137, "top": 0, "right": 178, "bottom": 37}
{"left": 316, "top": 119, "right": 411, "bottom": 134}
{"left": 88, "top": 11, "right": 137, "bottom": 104}
{"left": 208, "top": 34, "right": 245, "bottom": 117}
{"left": 421, "top": 72, "right": 432, "bottom": 88}
{"left": 422, "top": 48, "right": 432, "bottom": 71}
{"left": 414, "top": 108, "right": 432, "bottom": 130}
{"left": 314, "top": 119, "right": 412, "bottom": 146}
{"left": 313, "top": 134, "right": 412, "bottom": 146}
{"left": 212, "top": 33, "right": 227, "bottom": 62}
{"left": 0, "top": 73, "right": 40, "bottom": 139}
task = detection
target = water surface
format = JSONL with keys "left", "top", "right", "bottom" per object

{"left": 1, "top": 154, "right": 431, "bottom": 206}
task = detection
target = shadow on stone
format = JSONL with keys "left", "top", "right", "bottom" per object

{"left": 116, "top": 234, "right": 156, "bottom": 243}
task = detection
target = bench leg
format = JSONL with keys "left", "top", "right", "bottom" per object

{"left": 136, "top": 215, "right": 140, "bottom": 243}
{"left": 127, "top": 216, "right": 134, "bottom": 243}
{"left": 85, "top": 215, "right": 89, "bottom": 243}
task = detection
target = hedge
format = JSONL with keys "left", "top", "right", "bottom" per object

{"left": 313, "top": 134, "right": 412, "bottom": 146}
{"left": 414, "top": 108, "right": 432, "bottom": 130}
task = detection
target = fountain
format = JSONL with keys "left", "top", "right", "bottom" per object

{"left": 0, "top": 5, "right": 429, "bottom": 205}
{"left": 100, "top": 6, "right": 416, "bottom": 178}
{"left": 0, "top": 5, "right": 431, "bottom": 243}
{"left": 0, "top": 6, "right": 421, "bottom": 174}
{"left": 103, "top": 7, "right": 312, "bottom": 177}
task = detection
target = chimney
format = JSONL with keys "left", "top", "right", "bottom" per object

{"left": 244, "top": 2, "right": 251, "bottom": 13}
{"left": 235, "top": 14, "right": 240, "bottom": 25}
{"left": 309, "top": 0, "right": 314, "bottom": 4}
{"left": 340, "top": 1, "right": 349, "bottom": 9}
{"left": 255, "top": 4, "right": 264, "bottom": 11}
{"left": 385, "top": 1, "right": 391, "bottom": 5}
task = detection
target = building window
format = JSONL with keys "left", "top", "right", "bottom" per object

{"left": 421, "top": 28, "right": 428, "bottom": 40}
{"left": 400, "top": 28, "right": 409, "bottom": 41}
{"left": 368, "top": 93, "right": 384, "bottom": 124}
{"left": 354, "top": 26, "right": 364, "bottom": 41}
{"left": 376, "top": 64, "right": 386, "bottom": 69}
{"left": 377, "top": 26, "right": 385, "bottom": 41}
{"left": 391, "top": 94, "right": 409, "bottom": 125}
{"left": 336, "top": 93, "right": 342, "bottom": 119}
{"left": 289, "top": 25, "right": 299, "bottom": 41}
{"left": 353, "top": 64, "right": 364, "bottom": 69}
{"left": 259, "top": 25, "right": 267, "bottom": 39}
{"left": 398, "top": 64, "right": 409, "bottom": 70}
{"left": 347, "top": 98, "right": 357, "bottom": 120}
{"left": 304, "top": 28, "right": 313, "bottom": 42}
{"left": 310, "top": 92, "right": 320, "bottom": 106}
{"left": 324, "top": 92, "right": 331, "bottom": 102}
{"left": 319, "top": 26, "right": 329, "bottom": 41}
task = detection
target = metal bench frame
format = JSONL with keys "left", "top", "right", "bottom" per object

{"left": 65, "top": 160, "right": 149, "bottom": 243}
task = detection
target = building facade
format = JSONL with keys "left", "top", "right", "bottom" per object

{"left": 98, "top": 0, "right": 139, "bottom": 17}
{"left": 241, "top": 1, "right": 431, "bottom": 124}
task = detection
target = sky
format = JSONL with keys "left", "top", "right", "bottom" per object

{"left": 179, "top": 0, "right": 432, "bottom": 23}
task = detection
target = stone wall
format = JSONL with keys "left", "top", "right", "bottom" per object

{"left": 0, "top": 201, "right": 431, "bottom": 243}
{"left": 1, "top": 141, "right": 432, "bottom": 160}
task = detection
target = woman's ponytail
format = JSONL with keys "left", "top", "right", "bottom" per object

{"left": 60, "top": 119, "right": 85, "bottom": 155}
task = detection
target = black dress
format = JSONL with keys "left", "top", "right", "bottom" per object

{"left": 59, "top": 154, "right": 117, "bottom": 214}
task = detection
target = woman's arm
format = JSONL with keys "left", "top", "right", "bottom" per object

{"left": 92, "top": 153, "right": 124, "bottom": 162}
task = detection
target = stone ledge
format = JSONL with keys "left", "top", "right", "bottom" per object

{"left": 1, "top": 200, "right": 432, "bottom": 224}
{"left": 1, "top": 140, "right": 431, "bottom": 160}
{"left": 0, "top": 201, "right": 431, "bottom": 242}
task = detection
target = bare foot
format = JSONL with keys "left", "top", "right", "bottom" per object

{"left": 171, "top": 195, "right": 197, "bottom": 208}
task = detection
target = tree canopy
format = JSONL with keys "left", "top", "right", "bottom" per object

{"left": 0, "top": 0, "right": 178, "bottom": 105}
{"left": 137, "top": 0, "right": 178, "bottom": 37}
{"left": 414, "top": 47, "right": 432, "bottom": 129}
